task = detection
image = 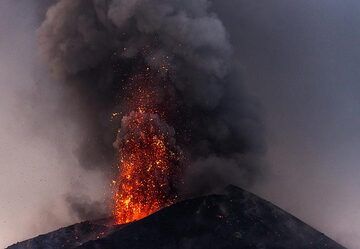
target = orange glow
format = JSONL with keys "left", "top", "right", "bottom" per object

{"left": 112, "top": 75, "right": 183, "bottom": 224}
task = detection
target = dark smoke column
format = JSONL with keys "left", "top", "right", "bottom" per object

{"left": 38, "top": 0, "right": 265, "bottom": 201}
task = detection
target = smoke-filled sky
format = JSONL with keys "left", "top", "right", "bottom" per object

{"left": 0, "top": 0, "right": 359, "bottom": 248}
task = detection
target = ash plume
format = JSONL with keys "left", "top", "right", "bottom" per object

{"left": 38, "top": 0, "right": 265, "bottom": 201}
{"left": 66, "top": 195, "right": 108, "bottom": 221}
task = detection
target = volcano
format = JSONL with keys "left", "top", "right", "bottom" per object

{"left": 7, "top": 185, "right": 345, "bottom": 249}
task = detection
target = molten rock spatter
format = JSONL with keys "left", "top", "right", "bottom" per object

{"left": 113, "top": 109, "right": 183, "bottom": 224}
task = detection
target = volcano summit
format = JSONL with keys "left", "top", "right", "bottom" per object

{"left": 8, "top": 186, "right": 346, "bottom": 249}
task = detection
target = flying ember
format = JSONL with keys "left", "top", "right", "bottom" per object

{"left": 112, "top": 76, "right": 184, "bottom": 224}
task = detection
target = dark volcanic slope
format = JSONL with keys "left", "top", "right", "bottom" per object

{"left": 8, "top": 186, "right": 346, "bottom": 249}
{"left": 7, "top": 218, "right": 116, "bottom": 249}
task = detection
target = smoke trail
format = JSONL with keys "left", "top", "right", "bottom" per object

{"left": 38, "top": 0, "right": 265, "bottom": 203}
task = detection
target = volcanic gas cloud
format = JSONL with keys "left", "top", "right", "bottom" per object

{"left": 38, "top": 0, "right": 265, "bottom": 224}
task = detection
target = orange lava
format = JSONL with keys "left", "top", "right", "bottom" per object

{"left": 112, "top": 77, "right": 182, "bottom": 224}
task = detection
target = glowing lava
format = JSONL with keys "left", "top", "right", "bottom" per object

{"left": 112, "top": 77, "right": 183, "bottom": 224}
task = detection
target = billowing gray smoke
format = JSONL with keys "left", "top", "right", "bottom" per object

{"left": 38, "top": 0, "right": 265, "bottom": 199}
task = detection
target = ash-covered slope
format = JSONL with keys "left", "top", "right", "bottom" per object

{"left": 7, "top": 218, "right": 116, "bottom": 249}
{"left": 8, "top": 186, "right": 346, "bottom": 249}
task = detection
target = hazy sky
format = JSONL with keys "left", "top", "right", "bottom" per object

{"left": 213, "top": 0, "right": 360, "bottom": 248}
{"left": 1, "top": 0, "right": 360, "bottom": 248}
{"left": 0, "top": 1, "right": 107, "bottom": 247}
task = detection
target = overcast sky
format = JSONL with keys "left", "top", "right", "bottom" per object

{"left": 1, "top": 0, "right": 360, "bottom": 248}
